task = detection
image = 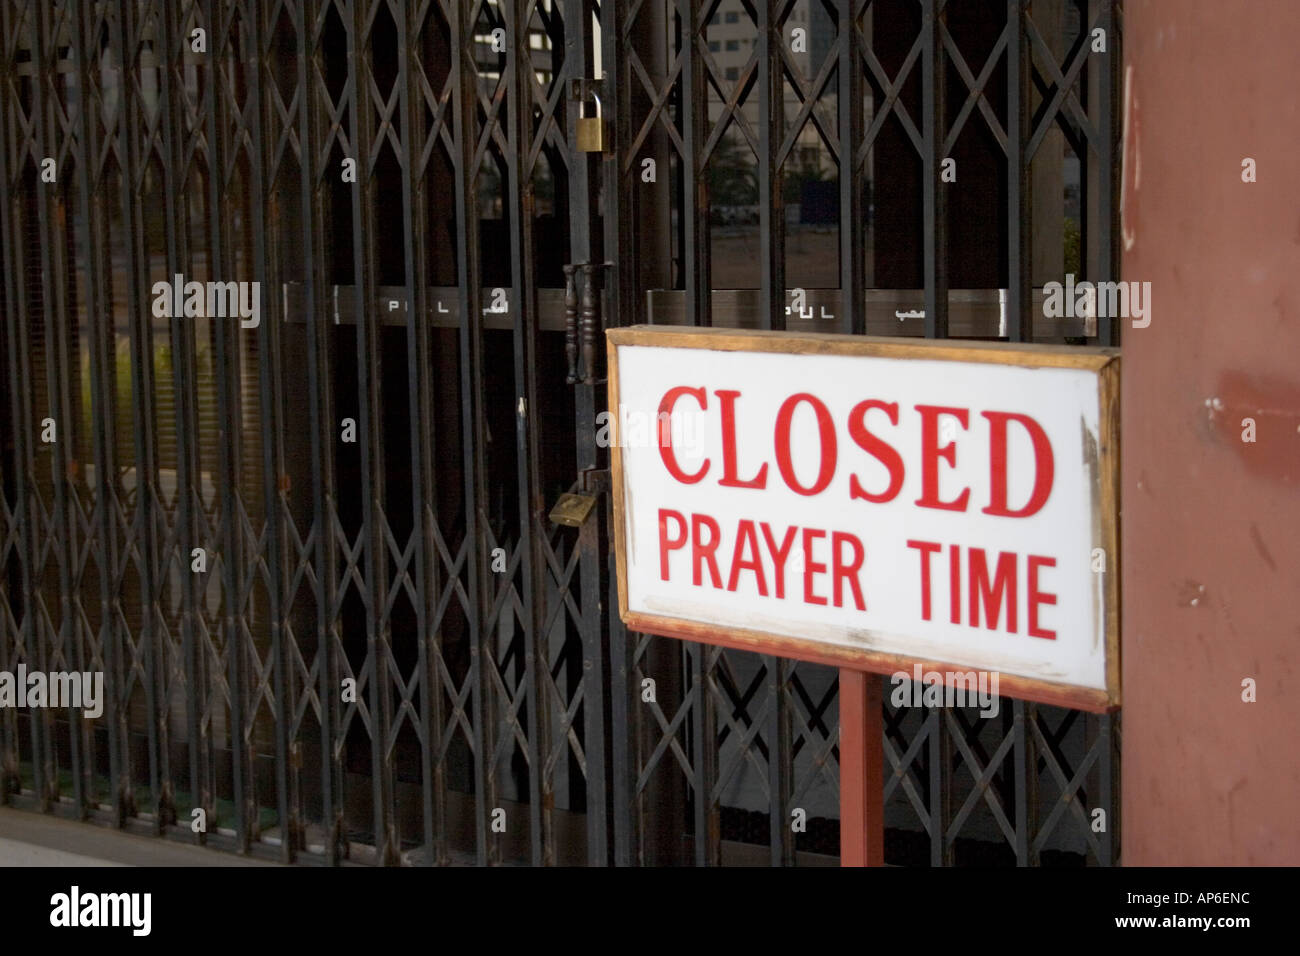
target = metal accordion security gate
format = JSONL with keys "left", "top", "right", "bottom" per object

{"left": 0, "top": 0, "right": 1120, "bottom": 865}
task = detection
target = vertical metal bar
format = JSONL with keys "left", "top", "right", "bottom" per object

{"left": 838, "top": 0, "right": 864, "bottom": 335}
{"left": 3, "top": 261, "right": 44, "bottom": 807}
{"left": 124, "top": 2, "right": 180, "bottom": 829}
{"left": 157, "top": 0, "right": 208, "bottom": 842}
{"left": 69, "top": 0, "right": 127, "bottom": 825}
{"left": 33, "top": 0, "right": 82, "bottom": 813}
{"left": 1096, "top": 0, "right": 1117, "bottom": 347}
{"left": 766, "top": 655, "right": 792, "bottom": 865}
{"left": 1007, "top": 0, "right": 1031, "bottom": 342}
{"left": 678, "top": 0, "right": 710, "bottom": 327}
{"left": 603, "top": 0, "right": 634, "bottom": 329}
{"left": 607, "top": 556, "right": 632, "bottom": 865}
{"left": 565, "top": 0, "right": 610, "bottom": 867}
{"left": 25, "top": 0, "right": 54, "bottom": 811}
{"left": 65, "top": 0, "right": 107, "bottom": 816}
{"left": 184, "top": 0, "right": 219, "bottom": 842}
{"left": 395, "top": 0, "right": 443, "bottom": 865}
{"left": 295, "top": 0, "right": 345, "bottom": 864}
{"left": 689, "top": 643, "right": 718, "bottom": 865}
{"left": 578, "top": 505, "right": 608, "bottom": 864}
{"left": 57, "top": 0, "right": 90, "bottom": 819}
{"left": 921, "top": 0, "right": 948, "bottom": 338}
{"left": 246, "top": 0, "right": 293, "bottom": 860}
{"left": 505, "top": 0, "right": 546, "bottom": 867}
{"left": 112, "top": 0, "right": 167, "bottom": 826}
{"left": 675, "top": 0, "right": 717, "bottom": 873}
{"left": 346, "top": 0, "right": 397, "bottom": 865}
{"left": 614, "top": 4, "right": 692, "bottom": 868}
{"left": 624, "top": 0, "right": 673, "bottom": 328}
{"left": 566, "top": 0, "right": 599, "bottom": 440}
{"left": 0, "top": 420, "right": 15, "bottom": 800}
{"left": 1097, "top": 711, "right": 1115, "bottom": 864}
{"left": 601, "top": 0, "right": 632, "bottom": 868}
{"left": 449, "top": 0, "right": 493, "bottom": 865}
{"left": 1013, "top": 698, "right": 1028, "bottom": 864}
{"left": 927, "top": 706, "right": 950, "bottom": 865}
{"left": 1025, "top": 701, "right": 1039, "bottom": 864}
{"left": 757, "top": 0, "right": 784, "bottom": 332}
{"left": 0, "top": 0, "right": 15, "bottom": 803}
{"left": 0, "top": 0, "right": 46, "bottom": 810}
{"left": 839, "top": 669, "right": 883, "bottom": 866}
{"left": 266, "top": 0, "right": 310, "bottom": 849}
{"left": 203, "top": 0, "right": 251, "bottom": 850}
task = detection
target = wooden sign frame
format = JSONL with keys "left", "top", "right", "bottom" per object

{"left": 607, "top": 325, "right": 1121, "bottom": 714}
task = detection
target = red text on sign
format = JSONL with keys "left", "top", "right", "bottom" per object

{"left": 906, "top": 540, "right": 1058, "bottom": 639}
{"left": 658, "top": 508, "right": 867, "bottom": 611}
{"left": 656, "top": 387, "right": 1055, "bottom": 517}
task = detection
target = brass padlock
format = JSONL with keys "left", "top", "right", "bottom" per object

{"left": 549, "top": 492, "right": 597, "bottom": 527}
{"left": 576, "top": 91, "right": 607, "bottom": 154}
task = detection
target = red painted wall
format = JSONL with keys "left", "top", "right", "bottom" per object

{"left": 1121, "top": 0, "right": 1300, "bottom": 864}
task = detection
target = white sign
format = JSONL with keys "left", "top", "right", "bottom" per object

{"left": 608, "top": 327, "right": 1120, "bottom": 712}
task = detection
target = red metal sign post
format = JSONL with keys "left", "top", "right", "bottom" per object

{"left": 838, "top": 668, "right": 884, "bottom": 866}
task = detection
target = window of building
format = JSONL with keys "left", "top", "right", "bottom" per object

{"left": 709, "top": 41, "right": 720, "bottom": 51}
{"left": 726, "top": 40, "right": 739, "bottom": 51}
{"left": 725, "top": 66, "right": 738, "bottom": 80}
{"left": 725, "top": 12, "right": 739, "bottom": 23}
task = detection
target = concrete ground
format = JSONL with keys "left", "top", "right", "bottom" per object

{"left": 0, "top": 808, "right": 279, "bottom": 866}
